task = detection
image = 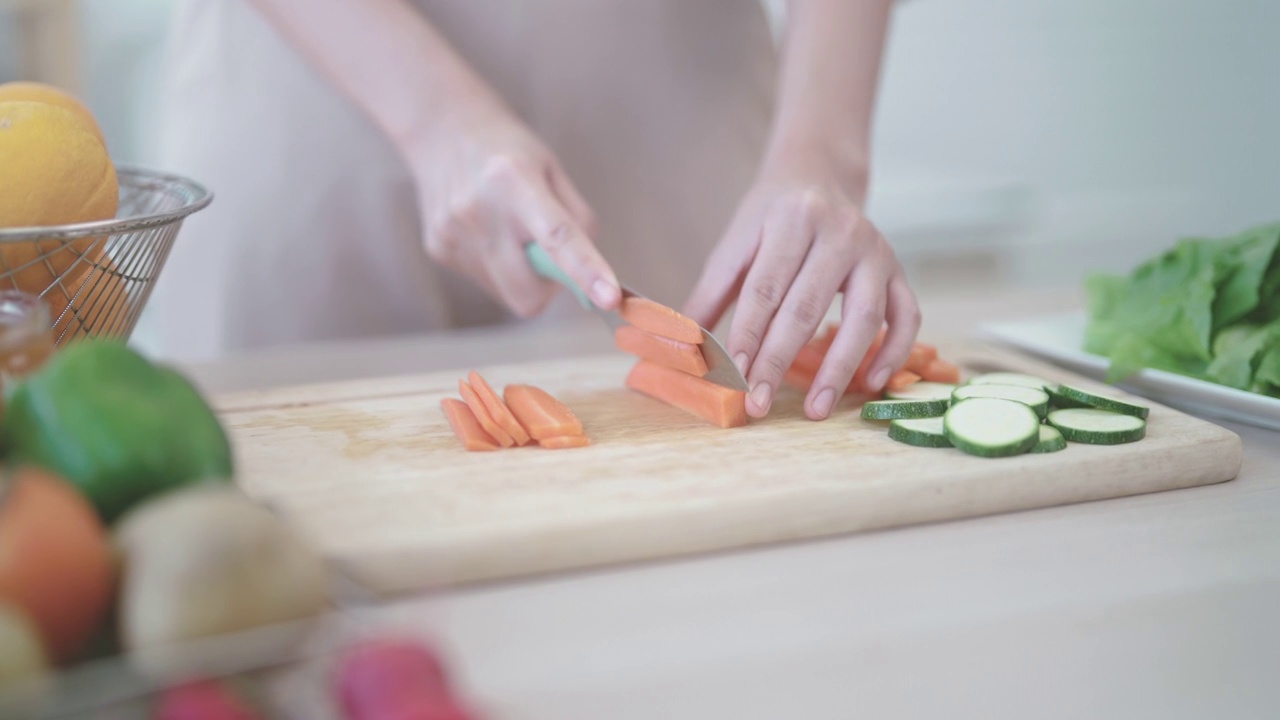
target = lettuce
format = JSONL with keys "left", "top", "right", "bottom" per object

{"left": 1084, "top": 221, "right": 1280, "bottom": 395}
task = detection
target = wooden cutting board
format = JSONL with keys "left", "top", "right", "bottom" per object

{"left": 215, "top": 341, "right": 1242, "bottom": 596}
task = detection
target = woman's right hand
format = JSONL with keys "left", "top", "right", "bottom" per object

{"left": 408, "top": 106, "right": 621, "bottom": 317}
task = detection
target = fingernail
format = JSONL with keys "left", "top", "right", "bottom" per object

{"left": 733, "top": 352, "right": 749, "bottom": 376}
{"left": 749, "top": 382, "right": 773, "bottom": 414}
{"left": 869, "top": 367, "right": 891, "bottom": 391}
{"left": 812, "top": 388, "right": 836, "bottom": 418}
{"left": 590, "top": 280, "right": 618, "bottom": 308}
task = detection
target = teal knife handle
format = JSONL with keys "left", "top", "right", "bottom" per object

{"left": 524, "top": 243, "right": 593, "bottom": 309}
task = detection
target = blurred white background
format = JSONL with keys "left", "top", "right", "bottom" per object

{"left": 3, "top": 0, "right": 1278, "bottom": 291}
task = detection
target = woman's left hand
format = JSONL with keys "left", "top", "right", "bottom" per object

{"left": 683, "top": 161, "right": 921, "bottom": 421}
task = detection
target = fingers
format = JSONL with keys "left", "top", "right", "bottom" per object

{"left": 864, "top": 272, "right": 922, "bottom": 390}
{"left": 745, "top": 232, "right": 854, "bottom": 419}
{"left": 726, "top": 202, "right": 815, "bottom": 384}
{"left": 682, "top": 222, "right": 756, "bottom": 334}
{"left": 503, "top": 161, "right": 620, "bottom": 311}
{"left": 490, "top": 234, "right": 560, "bottom": 318}
{"left": 547, "top": 163, "right": 598, "bottom": 238}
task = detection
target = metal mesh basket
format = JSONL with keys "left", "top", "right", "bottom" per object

{"left": 0, "top": 165, "right": 212, "bottom": 345}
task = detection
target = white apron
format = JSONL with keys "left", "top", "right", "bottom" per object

{"left": 135, "top": 0, "right": 778, "bottom": 363}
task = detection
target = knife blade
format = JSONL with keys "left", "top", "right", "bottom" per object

{"left": 524, "top": 244, "right": 748, "bottom": 392}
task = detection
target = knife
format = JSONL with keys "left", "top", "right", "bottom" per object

{"left": 524, "top": 244, "right": 748, "bottom": 392}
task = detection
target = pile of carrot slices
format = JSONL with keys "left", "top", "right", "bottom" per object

{"left": 615, "top": 297, "right": 747, "bottom": 428}
{"left": 441, "top": 371, "right": 588, "bottom": 451}
{"left": 784, "top": 325, "right": 961, "bottom": 397}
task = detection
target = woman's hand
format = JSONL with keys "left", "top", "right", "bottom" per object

{"left": 409, "top": 107, "right": 620, "bottom": 317}
{"left": 684, "top": 160, "right": 920, "bottom": 421}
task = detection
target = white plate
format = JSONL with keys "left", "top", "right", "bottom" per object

{"left": 981, "top": 311, "right": 1280, "bottom": 432}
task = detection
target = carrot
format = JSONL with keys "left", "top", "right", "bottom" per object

{"left": 903, "top": 343, "right": 938, "bottom": 374}
{"left": 468, "top": 371, "right": 532, "bottom": 445}
{"left": 440, "top": 398, "right": 499, "bottom": 451}
{"left": 886, "top": 369, "right": 921, "bottom": 392}
{"left": 625, "top": 360, "right": 747, "bottom": 428}
{"left": 539, "top": 435, "right": 591, "bottom": 449}
{"left": 782, "top": 340, "right": 827, "bottom": 390}
{"left": 458, "top": 380, "right": 515, "bottom": 447}
{"left": 614, "top": 325, "right": 708, "bottom": 376}
{"left": 783, "top": 366, "right": 817, "bottom": 391}
{"left": 619, "top": 297, "right": 703, "bottom": 345}
{"left": 504, "top": 384, "right": 584, "bottom": 440}
{"left": 920, "top": 357, "right": 961, "bottom": 384}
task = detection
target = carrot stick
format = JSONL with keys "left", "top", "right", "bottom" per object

{"left": 903, "top": 344, "right": 937, "bottom": 374}
{"left": 625, "top": 360, "right": 747, "bottom": 428}
{"left": 886, "top": 369, "right": 921, "bottom": 392}
{"left": 504, "top": 384, "right": 585, "bottom": 440}
{"left": 458, "top": 380, "right": 515, "bottom": 447}
{"left": 783, "top": 366, "right": 817, "bottom": 391}
{"left": 920, "top": 357, "right": 961, "bottom": 384}
{"left": 614, "top": 325, "right": 708, "bottom": 376}
{"left": 468, "top": 371, "right": 532, "bottom": 445}
{"left": 782, "top": 340, "right": 826, "bottom": 390}
{"left": 619, "top": 297, "right": 703, "bottom": 345}
{"left": 539, "top": 435, "right": 591, "bottom": 449}
{"left": 440, "top": 398, "right": 499, "bottom": 451}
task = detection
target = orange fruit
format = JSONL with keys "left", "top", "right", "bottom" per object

{"left": 0, "top": 467, "right": 116, "bottom": 664}
{"left": 0, "top": 81, "right": 105, "bottom": 144}
{"left": 0, "top": 101, "right": 117, "bottom": 304}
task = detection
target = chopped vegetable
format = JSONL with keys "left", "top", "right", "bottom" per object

{"left": 1047, "top": 408, "right": 1147, "bottom": 445}
{"left": 885, "top": 381, "right": 957, "bottom": 401}
{"left": 619, "top": 297, "right": 703, "bottom": 344}
{"left": 888, "top": 416, "right": 952, "bottom": 448}
{"left": 440, "top": 398, "right": 499, "bottom": 452}
{"left": 943, "top": 398, "right": 1040, "bottom": 458}
{"left": 1032, "top": 425, "right": 1068, "bottom": 453}
{"left": 539, "top": 435, "right": 591, "bottom": 449}
{"left": 903, "top": 344, "right": 937, "bottom": 373}
{"left": 966, "top": 372, "right": 1048, "bottom": 390}
{"left": 1053, "top": 384, "right": 1150, "bottom": 419}
{"left": 885, "top": 369, "right": 921, "bottom": 392}
{"left": 625, "top": 360, "right": 747, "bottom": 428}
{"left": 467, "top": 372, "right": 531, "bottom": 445}
{"left": 860, "top": 398, "right": 949, "bottom": 421}
{"left": 458, "top": 380, "right": 515, "bottom": 447}
{"left": 503, "top": 385, "right": 584, "bottom": 439}
{"left": 951, "top": 384, "right": 1050, "bottom": 418}
{"left": 614, "top": 325, "right": 708, "bottom": 377}
{"left": 919, "top": 358, "right": 961, "bottom": 384}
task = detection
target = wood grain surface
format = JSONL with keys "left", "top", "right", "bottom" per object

{"left": 215, "top": 341, "right": 1243, "bottom": 596}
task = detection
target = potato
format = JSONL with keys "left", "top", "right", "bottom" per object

{"left": 114, "top": 484, "right": 330, "bottom": 681}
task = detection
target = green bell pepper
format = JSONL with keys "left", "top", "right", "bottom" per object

{"left": 1, "top": 340, "right": 233, "bottom": 523}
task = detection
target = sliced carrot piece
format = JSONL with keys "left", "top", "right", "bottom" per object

{"left": 458, "top": 380, "right": 515, "bottom": 447}
{"left": 920, "top": 357, "right": 961, "bottom": 384}
{"left": 886, "top": 369, "right": 922, "bottom": 392}
{"left": 504, "top": 385, "right": 584, "bottom": 440}
{"left": 440, "top": 398, "right": 499, "bottom": 451}
{"left": 619, "top": 297, "right": 703, "bottom": 345}
{"left": 783, "top": 366, "right": 817, "bottom": 391}
{"left": 614, "top": 325, "right": 708, "bottom": 376}
{"left": 539, "top": 435, "right": 591, "bottom": 449}
{"left": 625, "top": 360, "right": 747, "bottom": 428}
{"left": 903, "top": 344, "right": 937, "bottom": 374}
{"left": 468, "top": 371, "right": 532, "bottom": 445}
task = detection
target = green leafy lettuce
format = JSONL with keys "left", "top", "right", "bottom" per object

{"left": 1084, "top": 221, "right": 1280, "bottom": 395}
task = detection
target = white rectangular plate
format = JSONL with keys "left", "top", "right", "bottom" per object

{"left": 982, "top": 312, "right": 1280, "bottom": 432}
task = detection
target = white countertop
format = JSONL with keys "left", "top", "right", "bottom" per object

{"left": 180, "top": 283, "right": 1280, "bottom": 720}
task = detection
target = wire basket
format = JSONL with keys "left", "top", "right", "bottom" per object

{"left": 0, "top": 165, "right": 212, "bottom": 345}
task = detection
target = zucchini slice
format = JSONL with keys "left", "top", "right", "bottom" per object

{"left": 943, "top": 398, "right": 1040, "bottom": 458}
{"left": 966, "top": 372, "right": 1050, "bottom": 390}
{"left": 1053, "top": 384, "right": 1150, "bottom": 419}
{"left": 888, "top": 416, "right": 952, "bottom": 448}
{"left": 1047, "top": 408, "right": 1146, "bottom": 445}
{"left": 1032, "top": 424, "right": 1068, "bottom": 453}
{"left": 951, "top": 384, "right": 1050, "bottom": 418}
{"left": 885, "top": 382, "right": 957, "bottom": 402}
{"left": 861, "top": 398, "right": 949, "bottom": 421}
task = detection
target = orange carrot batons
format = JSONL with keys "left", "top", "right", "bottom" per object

{"left": 614, "top": 325, "right": 708, "bottom": 376}
{"left": 920, "top": 357, "right": 961, "bottom": 384}
{"left": 625, "top": 360, "right": 747, "bottom": 428}
{"left": 440, "top": 398, "right": 499, "bottom": 451}
{"left": 886, "top": 369, "right": 922, "bottom": 392}
{"left": 619, "top": 297, "right": 703, "bottom": 344}
{"left": 458, "top": 380, "right": 515, "bottom": 447}
{"left": 468, "top": 371, "right": 532, "bottom": 445}
{"left": 503, "top": 384, "right": 585, "bottom": 440}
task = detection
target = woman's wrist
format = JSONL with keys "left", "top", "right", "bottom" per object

{"left": 759, "top": 128, "right": 871, "bottom": 206}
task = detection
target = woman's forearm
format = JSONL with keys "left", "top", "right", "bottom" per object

{"left": 247, "top": 0, "right": 505, "bottom": 156}
{"left": 765, "top": 0, "right": 894, "bottom": 202}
